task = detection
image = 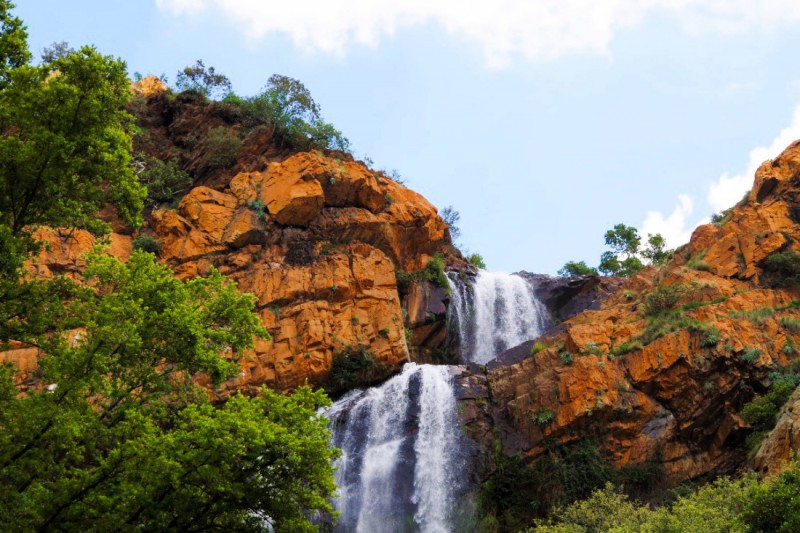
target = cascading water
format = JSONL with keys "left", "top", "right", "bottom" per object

{"left": 447, "top": 270, "right": 548, "bottom": 364}
{"left": 326, "top": 363, "right": 465, "bottom": 533}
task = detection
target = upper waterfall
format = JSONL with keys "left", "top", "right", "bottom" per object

{"left": 447, "top": 270, "right": 548, "bottom": 364}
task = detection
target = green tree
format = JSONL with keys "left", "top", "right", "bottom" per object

{"left": 558, "top": 261, "right": 598, "bottom": 277}
{"left": 0, "top": 0, "right": 29, "bottom": 88}
{"left": 0, "top": 46, "right": 145, "bottom": 235}
{"left": 641, "top": 233, "right": 670, "bottom": 265}
{"left": 0, "top": 251, "right": 337, "bottom": 531}
{"left": 176, "top": 59, "right": 232, "bottom": 99}
{"left": 0, "top": 7, "right": 338, "bottom": 529}
{"left": 225, "top": 74, "right": 350, "bottom": 152}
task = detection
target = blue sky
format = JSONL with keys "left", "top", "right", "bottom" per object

{"left": 18, "top": 1, "right": 800, "bottom": 274}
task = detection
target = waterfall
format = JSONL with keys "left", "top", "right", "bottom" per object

{"left": 326, "top": 363, "right": 465, "bottom": 532}
{"left": 447, "top": 270, "right": 548, "bottom": 364}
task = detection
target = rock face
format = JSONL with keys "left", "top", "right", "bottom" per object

{"left": 2, "top": 93, "right": 455, "bottom": 394}
{"left": 461, "top": 141, "right": 800, "bottom": 486}
{"left": 755, "top": 387, "right": 800, "bottom": 476}
{"left": 145, "top": 149, "right": 453, "bottom": 392}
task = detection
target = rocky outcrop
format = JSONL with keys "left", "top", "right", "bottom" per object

{"left": 755, "top": 387, "right": 800, "bottom": 476}
{"left": 1, "top": 92, "right": 456, "bottom": 394}
{"left": 519, "top": 272, "right": 623, "bottom": 322}
{"left": 460, "top": 141, "right": 800, "bottom": 486}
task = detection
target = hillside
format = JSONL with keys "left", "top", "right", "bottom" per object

{"left": 455, "top": 139, "right": 800, "bottom": 521}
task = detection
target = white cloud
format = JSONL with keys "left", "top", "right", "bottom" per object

{"left": 641, "top": 194, "right": 704, "bottom": 249}
{"left": 707, "top": 104, "right": 800, "bottom": 213}
{"left": 154, "top": 0, "right": 800, "bottom": 67}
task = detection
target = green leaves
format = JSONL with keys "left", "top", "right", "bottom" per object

{"left": 0, "top": 46, "right": 145, "bottom": 235}
{"left": 0, "top": 1, "right": 29, "bottom": 88}
{"left": 0, "top": 252, "right": 337, "bottom": 531}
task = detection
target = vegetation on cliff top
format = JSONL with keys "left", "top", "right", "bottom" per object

{"left": 559, "top": 223, "right": 671, "bottom": 278}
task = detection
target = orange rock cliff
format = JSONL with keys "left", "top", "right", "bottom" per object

{"left": 459, "top": 139, "right": 800, "bottom": 486}
{"left": 2, "top": 77, "right": 459, "bottom": 394}
{"left": 6, "top": 76, "right": 800, "bottom": 486}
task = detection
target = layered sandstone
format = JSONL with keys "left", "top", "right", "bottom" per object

{"left": 463, "top": 141, "right": 800, "bottom": 484}
{"left": 1, "top": 87, "right": 455, "bottom": 393}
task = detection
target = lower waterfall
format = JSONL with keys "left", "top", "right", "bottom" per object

{"left": 447, "top": 270, "right": 548, "bottom": 364}
{"left": 325, "top": 363, "right": 466, "bottom": 532}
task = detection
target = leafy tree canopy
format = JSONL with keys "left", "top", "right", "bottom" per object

{"left": 176, "top": 58, "right": 232, "bottom": 99}
{"left": 560, "top": 224, "right": 672, "bottom": 278}
{"left": 0, "top": 6, "right": 339, "bottom": 530}
{"left": 0, "top": 0, "right": 28, "bottom": 88}
{"left": 557, "top": 261, "right": 598, "bottom": 277}
{"left": 224, "top": 74, "right": 350, "bottom": 152}
{"left": 0, "top": 46, "right": 145, "bottom": 236}
{"left": 0, "top": 251, "right": 337, "bottom": 532}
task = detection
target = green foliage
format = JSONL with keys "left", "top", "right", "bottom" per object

{"left": 225, "top": 74, "right": 349, "bottom": 152}
{"left": 643, "top": 283, "right": 686, "bottom": 315}
{"left": 324, "top": 345, "right": 385, "bottom": 396}
{"left": 741, "top": 346, "right": 763, "bottom": 364}
{"left": 598, "top": 251, "right": 644, "bottom": 277}
{"left": 531, "top": 410, "right": 555, "bottom": 427}
{"left": 0, "top": 253, "right": 337, "bottom": 531}
{"left": 731, "top": 306, "right": 776, "bottom": 324}
{"left": 562, "top": 224, "right": 671, "bottom": 278}
{"left": 560, "top": 351, "right": 574, "bottom": 365}
{"left": 135, "top": 156, "right": 192, "bottom": 207}
{"left": 395, "top": 255, "right": 450, "bottom": 295}
{"left": 558, "top": 261, "right": 598, "bottom": 277}
{"left": 741, "top": 374, "right": 799, "bottom": 452}
{"left": 611, "top": 340, "right": 643, "bottom": 357}
{"left": 604, "top": 223, "right": 641, "bottom": 257}
{"left": 0, "top": 0, "right": 29, "bottom": 89}
{"left": 40, "top": 40, "right": 74, "bottom": 62}
{"left": 175, "top": 59, "right": 232, "bottom": 99}
{"left": 0, "top": 46, "right": 145, "bottom": 234}
{"left": 479, "top": 452, "right": 540, "bottom": 531}
{"left": 781, "top": 316, "right": 800, "bottom": 334}
{"left": 711, "top": 208, "right": 733, "bottom": 226}
{"left": 132, "top": 235, "right": 160, "bottom": 255}
{"left": 686, "top": 249, "right": 711, "bottom": 271}
{"left": 641, "top": 233, "right": 671, "bottom": 265}
{"left": 247, "top": 198, "right": 267, "bottom": 220}
{"left": 530, "top": 342, "right": 547, "bottom": 356}
{"left": 532, "top": 440, "right": 616, "bottom": 514}
{"left": 583, "top": 342, "right": 603, "bottom": 356}
{"left": 741, "top": 460, "right": 800, "bottom": 532}
{"left": 468, "top": 253, "right": 487, "bottom": 269}
{"left": 200, "top": 126, "right": 242, "bottom": 172}
{"left": 762, "top": 250, "right": 800, "bottom": 287}
{"left": 530, "top": 475, "right": 757, "bottom": 533}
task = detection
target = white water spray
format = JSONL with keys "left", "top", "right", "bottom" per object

{"left": 448, "top": 271, "right": 547, "bottom": 364}
{"left": 326, "top": 363, "right": 463, "bottom": 533}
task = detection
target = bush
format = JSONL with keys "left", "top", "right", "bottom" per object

{"left": 224, "top": 75, "right": 349, "bottom": 152}
{"left": 247, "top": 198, "right": 267, "bottom": 220}
{"left": 323, "top": 346, "right": 386, "bottom": 396}
{"left": 176, "top": 59, "right": 231, "bottom": 99}
{"left": 643, "top": 283, "right": 686, "bottom": 316}
{"left": 132, "top": 235, "right": 160, "bottom": 254}
{"left": 136, "top": 156, "right": 192, "bottom": 207}
{"left": 531, "top": 410, "right": 555, "bottom": 427}
{"left": 741, "top": 346, "right": 762, "bottom": 364}
{"left": 530, "top": 342, "right": 547, "bottom": 356}
{"left": 560, "top": 351, "right": 574, "bottom": 365}
{"left": 200, "top": 127, "right": 242, "bottom": 171}
{"left": 558, "top": 261, "right": 598, "bottom": 277}
{"left": 395, "top": 255, "right": 450, "bottom": 295}
{"left": 762, "top": 250, "right": 800, "bottom": 287}
{"left": 468, "top": 253, "right": 487, "bottom": 269}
